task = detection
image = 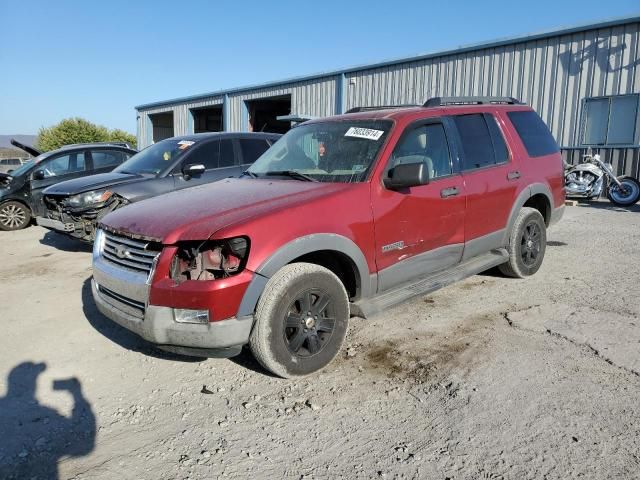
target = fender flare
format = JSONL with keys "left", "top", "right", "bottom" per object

{"left": 501, "top": 183, "right": 553, "bottom": 245}
{"left": 236, "top": 234, "right": 373, "bottom": 317}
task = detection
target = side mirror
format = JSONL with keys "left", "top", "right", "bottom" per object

{"left": 182, "top": 163, "right": 206, "bottom": 178}
{"left": 383, "top": 162, "right": 429, "bottom": 190}
{"left": 33, "top": 169, "right": 45, "bottom": 180}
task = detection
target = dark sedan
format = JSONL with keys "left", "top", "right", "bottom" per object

{"left": 39, "top": 132, "right": 280, "bottom": 242}
{"left": 0, "top": 141, "right": 136, "bottom": 231}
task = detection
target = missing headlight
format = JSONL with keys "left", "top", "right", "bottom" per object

{"left": 170, "top": 237, "right": 249, "bottom": 283}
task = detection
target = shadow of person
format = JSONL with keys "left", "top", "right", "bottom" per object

{"left": 81, "top": 277, "right": 203, "bottom": 363}
{"left": 0, "top": 362, "right": 96, "bottom": 479}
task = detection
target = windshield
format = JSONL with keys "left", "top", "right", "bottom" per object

{"left": 8, "top": 159, "right": 35, "bottom": 177}
{"left": 248, "top": 120, "right": 392, "bottom": 183}
{"left": 114, "top": 139, "right": 194, "bottom": 175}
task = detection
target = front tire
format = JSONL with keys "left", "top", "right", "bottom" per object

{"left": 607, "top": 177, "right": 640, "bottom": 207}
{"left": 499, "top": 207, "right": 547, "bottom": 278}
{"left": 0, "top": 201, "right": 31, "bottom": 231}
{"left": 249, "top": 263, "right": 349, "bottom": 378}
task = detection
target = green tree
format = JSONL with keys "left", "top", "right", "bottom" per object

{"left": 108, "top": 129, "right": 137, "bottom": 148}
{"left": 36, "top": 118, "right": 136, "bottom": 151}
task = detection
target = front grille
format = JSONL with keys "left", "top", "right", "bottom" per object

{"left": 98, "top": 284, "right": 145, "bottom": 318}
{"left": 100, "top": 231, "right": 160, "bottom": 276}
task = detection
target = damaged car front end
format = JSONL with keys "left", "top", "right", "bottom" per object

{"left": 92, "top": 226, "right": 255, "bottom": 357}
{"left": 39, "top": 190, "right": 129, "bottom": 241}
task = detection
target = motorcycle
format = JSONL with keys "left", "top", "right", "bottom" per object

{"left": 564, "top": 151, "right": 640, "bottom": 207}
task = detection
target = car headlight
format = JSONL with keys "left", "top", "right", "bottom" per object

{"left": 170, "top": 237, "right": 249, "bottom": 283}
{"left": 67, "top": 190, "right": 113, "bottom": 208}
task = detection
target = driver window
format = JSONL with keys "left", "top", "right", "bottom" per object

{"left": 37, "top": 152, "right": 87, "bottom": 178}
{"left": 389, "top": 124, "right": 452, "bottom": 179}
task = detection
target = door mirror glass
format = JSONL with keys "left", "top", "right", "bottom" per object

{"left": 182, "top": 163, "right": 206, "bottom": 178}
{"left": 384, "top": 162, "right": 429, "bottom": 190}
{"left": 32, "top": 169, "right": 46, "bottom": 180}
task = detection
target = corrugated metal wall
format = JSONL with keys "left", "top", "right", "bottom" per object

{"left": 227, "top": 77, "right": 337, "bottom": 132}
{"left": 344, "top": 21, "right": 639, "bottom": 147}
{"left": 137, "top": 20, "right": 640, "bottom": 173}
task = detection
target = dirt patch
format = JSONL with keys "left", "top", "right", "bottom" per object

{"left": 364, "top": 314, "right": 495, "bottom": 383}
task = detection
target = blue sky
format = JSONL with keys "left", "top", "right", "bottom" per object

{"left": 0, "top": 0, "right": 638, "bottom": 135}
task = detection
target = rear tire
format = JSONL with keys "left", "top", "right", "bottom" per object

{"left": 0, "top": 201, "right": 31, "bottom": 231}
{"left": 499, "top": 207, "right": 546, "bottom": 278}
{"left": 607, "top": 176, "right": 640, "bottom": 207}
{"left": 249, "top": 263, "right": 349, "bottom": 378}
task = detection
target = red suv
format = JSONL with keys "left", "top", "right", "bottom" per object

{"left": 92, "top": 97, "right": 564, "bottom": 378}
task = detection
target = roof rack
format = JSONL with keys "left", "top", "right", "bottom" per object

{"left": 345, "top": 104, "right": 420, "bottom": 114}
{"left": 423, "top": 96, "right": 523, "bottom": 107}
{"left": 63, "top": 141, "right": 134, "bottom": 148}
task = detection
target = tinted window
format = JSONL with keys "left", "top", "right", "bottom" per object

{"left": 240, "top": 139, "right": 270, "bottom": 165}
{"left": 219, "top": 139, "right": 235, "bottom": 168}
{"left": 389, "top": 123, "right": 452, "bottom": 179}
{"left": 453, "top": 114, "right": 495, "bottom": 170}
{"left": 485, "top": 114, "right": 509, "bottom": 163}
{"left": 508, "top": 111, "right": 560, "bottom": 157}
{"left": 188, "top": 140, "right": 220, "bottom": 170}
{"left": 39, "top": 152, "right": 86, "bottom": 178}
{"left": 92, "top": 150, "right": 128, "bottom": 170}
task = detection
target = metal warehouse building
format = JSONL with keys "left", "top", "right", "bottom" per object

{"left": 136, "top": 15, "right": 640, "bottom": 175}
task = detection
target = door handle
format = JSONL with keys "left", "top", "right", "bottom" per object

{"left": 507, "top": 171, "right": 521, "bottom": 180}
{"left": 440, "top": 186, "right": 460, "bottom": 198}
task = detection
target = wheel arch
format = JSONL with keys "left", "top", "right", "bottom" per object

{"left": 502, "top": 184, "right": 553, "bottom": 245}
{"left": 0, "top": 197, "right": 33, "bottom": 213}
{"left": 236, "top": 234, "right": 373, "bottom": 318}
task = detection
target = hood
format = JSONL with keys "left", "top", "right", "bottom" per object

{"left": 10, "top": 138, "right": 41, "bottom": 157}
{"left": 43, "top": 172, "right": 143, "bottom": 196}
{"left": 100, "top": 178, "right": 352, "bottom": 243}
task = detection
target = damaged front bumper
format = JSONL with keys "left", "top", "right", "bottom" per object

{"left": 91, "top": 252, "right": 254, "bottom": 357}
{"left": 38, "top": 195, "right": 126, "bottom": 242}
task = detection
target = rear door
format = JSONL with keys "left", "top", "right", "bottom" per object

{"left": 30, "top": 150, "right": 90, "bottom": 216}
{"left": 372, "top": 118, "right": 466, "bottom": 292}
{"left": 88, "top": 149, "right": 133, "bottom": 175}
{"left": 450, "top": 112, "right": 520, "bottom": 260}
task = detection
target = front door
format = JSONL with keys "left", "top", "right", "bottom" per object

{"left": 30, "top": 151, "right": 90, "bottom": 216}
{"left": 372, "top": 120, "right": 466, "bottom": 292}
{"left": 173, "top": 138, "right": 244, "bottom": 190}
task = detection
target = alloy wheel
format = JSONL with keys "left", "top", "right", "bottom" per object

{"left": 283, "top": 289, "right": 336, "bottom": 357}
{"left": 0, "top": 204, "right": 27, "bottom": 229}
{"left": 520, "top": 221, "right": 541, "bottom": 267}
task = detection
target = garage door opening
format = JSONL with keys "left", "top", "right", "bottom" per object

{"left": 149, "top": 112, "right": 174, "bottom": 142}
{"left": 191, "top": 106, "right": 223, "bottom": 133}
{"left": 246, "top": 95, "right": 292, "bottom": 134}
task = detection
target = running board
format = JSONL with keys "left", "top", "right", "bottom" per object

{"left": 351, "top": 249, "right": 508, "bottom": 318}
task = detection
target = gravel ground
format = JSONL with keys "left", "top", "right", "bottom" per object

{"left": 0, "top": 201, "right": 639, "bottom": 480}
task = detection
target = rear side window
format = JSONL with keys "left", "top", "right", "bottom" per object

{"left": 240, "top": 139, "right": 270, "bottom": 165}
{"left": 92, "top": 150, "right": 128, "bottom": 169}
{"left": 507, "top": 111, "right": 559, "bottom": 157}
{"left": 453, "top": 114, "right": 507, "bottom": 170}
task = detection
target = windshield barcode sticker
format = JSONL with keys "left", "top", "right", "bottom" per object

{"left": 344, "top": 127, "right": 384, "bottom": 141}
